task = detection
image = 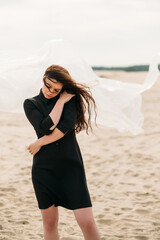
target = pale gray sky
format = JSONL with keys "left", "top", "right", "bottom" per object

{"left": 0, "top": 0, "right": 160, "bottom": 66}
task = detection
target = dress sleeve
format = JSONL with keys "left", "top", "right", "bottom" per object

{"left": 56, "top": 96, "right": 77, "bottom": 135}
{"left": 23, "top": 99, "right": 54, "bottom": 135}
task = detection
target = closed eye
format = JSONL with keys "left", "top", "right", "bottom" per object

{"left": 46, "top": 84, "right": 60, "bottom": 92}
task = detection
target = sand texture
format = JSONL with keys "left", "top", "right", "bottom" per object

{"left": 0, "top": 71, "right": 160, "bottom": 240}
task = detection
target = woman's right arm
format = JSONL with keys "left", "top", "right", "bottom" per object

{"left": 48, "top": 91, "right": 75, "bottom": 130}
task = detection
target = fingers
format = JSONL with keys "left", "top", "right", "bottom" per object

{"left": 29, "top": 150, "right": 33, "bottom": 155}
{"left": 27, "top": 146, "right": 33, "bottom": 155}
{"left": 60, "top": 91, "right": 76, "bottom": 102}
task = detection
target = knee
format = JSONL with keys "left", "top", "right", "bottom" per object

{"left": 78, "top": 218, "right": 96, "bottom": 231}
{"left": 43, "top": 217, "right": 58, "bottom": 233}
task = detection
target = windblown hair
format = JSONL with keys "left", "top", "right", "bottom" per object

{"left": 44, "top": 64, "right": 97, "bottom": 135}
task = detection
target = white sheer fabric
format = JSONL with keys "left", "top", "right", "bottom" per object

{"left": 0, "top": 39, "right": 159, "bottom": 135}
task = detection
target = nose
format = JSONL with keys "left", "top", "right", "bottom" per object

{"left": 48, "top": 88, "right": 56, "bottom": 94}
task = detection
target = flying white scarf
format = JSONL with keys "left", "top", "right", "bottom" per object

{"left": 0, "top": 39, "right": 159, "bottom": 135}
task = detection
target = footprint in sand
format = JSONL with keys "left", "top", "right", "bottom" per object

{"left": 121, "top": 207, "right": 132, "bottom": 211}
{"left": 0, "top": 202, "right": 4, "bottom": 207}
{"left": 97, "top": 214, "right": 104, "bottom": 218}
{"left": 97, "top": 219, "right": 113, "bottom": 225}
{"left": 0, "top": 187, "right": 16, "bottom": 192}
{"left": 135, "top": 209, "right": 150, "bottom": 214}
{"left": 114, "top": 212, "right": 122, "bottom": 216}
{"left": 16, "top": 220, "right": 29, "bottom": 225}
{"left": 134, "top": 236, "right": 148, "bottom": 240}
{"left": 143, "top": 184, "right": 152, "bottom": 189}
{"left": 5, "top": 210, "right": 13, "bottom": 215}
{"left": 104, "top": 208, "right": 110, "bottom": 211}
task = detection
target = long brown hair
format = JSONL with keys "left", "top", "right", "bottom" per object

{"left": 44, "top": 64, "right": 97, "bottom": 135}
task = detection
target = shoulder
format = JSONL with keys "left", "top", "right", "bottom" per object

{"left": 23, "top": 97, "right": 35, "bottom": 106}
{"left": 23, "top": 96, "right": 38, "bottom": 109}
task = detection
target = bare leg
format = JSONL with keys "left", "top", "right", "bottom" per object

{"left": 40, "top": 204, "right": 59, "bottom": 240}
{"left": 73, "top": 207, "right": 101, "bottom": 240}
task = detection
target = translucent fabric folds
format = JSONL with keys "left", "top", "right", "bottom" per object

{"left": 0, "top": 39, "right": 159, "bottom": 135}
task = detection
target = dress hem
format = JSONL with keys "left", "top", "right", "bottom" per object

{"left": 39, "top": 202, "right": 93, "bottom": 210}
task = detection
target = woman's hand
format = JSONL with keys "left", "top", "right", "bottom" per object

{"left": 27, "top": 140, "right": 42, "bottom": 156}
{"left": 60, "top": 90, "right": 75, "bottom": 103}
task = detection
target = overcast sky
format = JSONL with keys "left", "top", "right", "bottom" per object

{"left": 0, "top": 0, "right": 160, "bottom": 66}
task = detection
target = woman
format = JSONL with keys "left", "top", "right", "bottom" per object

{"left": 23, "top": 65, "right": 101, "bottom": 240}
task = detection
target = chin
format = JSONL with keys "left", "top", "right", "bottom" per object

{"left": 46, "top": 93, "right": 57, "bottom": 98}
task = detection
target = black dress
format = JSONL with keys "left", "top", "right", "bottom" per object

{"left": 23, "top": 88, "right": 92, "bottom": 210}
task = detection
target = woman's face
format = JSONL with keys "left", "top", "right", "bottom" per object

{"left": 42, "top": 77, "right": 63, "bottom": 99}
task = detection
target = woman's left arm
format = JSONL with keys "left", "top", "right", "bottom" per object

{"left": 27, "top": 128, "right": 65, "bottom": 155}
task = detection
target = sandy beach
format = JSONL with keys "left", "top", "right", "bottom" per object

{"left": 0, "top": 70, "right": 160, "bottom": 240}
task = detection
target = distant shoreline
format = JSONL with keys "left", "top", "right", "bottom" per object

{"left": 92, "top": 64, "right": 160, "bottom": 72}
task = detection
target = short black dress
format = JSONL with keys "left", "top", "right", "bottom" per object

{"left": 23, "top": 88, "right": 92, "bottom": 210}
